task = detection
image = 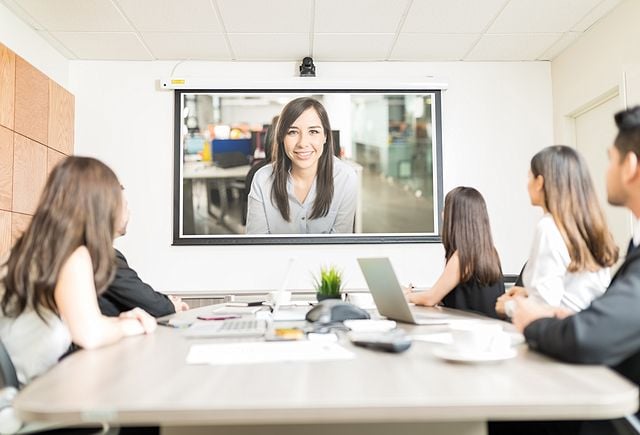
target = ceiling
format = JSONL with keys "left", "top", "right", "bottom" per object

{"left": 1, "top": 0, "right": 623, "bottom": 62}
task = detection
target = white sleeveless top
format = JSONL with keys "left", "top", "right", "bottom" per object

{"left": 0, "top": 273, "right": 71, "bottom": 386}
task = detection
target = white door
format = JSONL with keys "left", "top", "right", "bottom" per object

{"left": 575, "top": 95, "right": 632, "bottom": 259}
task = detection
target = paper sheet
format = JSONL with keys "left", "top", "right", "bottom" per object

{"left": 186, "top": 341, "right": 355, "bottom": 365}
{"left": 211, "top": 305, "right": 264, "bottom": 315}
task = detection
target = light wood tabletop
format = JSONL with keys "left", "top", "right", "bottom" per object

{"left": 14, "top": 305, "right": 639, "bottom": 435}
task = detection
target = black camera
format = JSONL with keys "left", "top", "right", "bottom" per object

{"left": 299, "top": 56, "right": 316, "bottom": 77}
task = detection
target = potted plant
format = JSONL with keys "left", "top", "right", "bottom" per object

{"left": 314, "top": 265, "right": 343, "bottom": 302}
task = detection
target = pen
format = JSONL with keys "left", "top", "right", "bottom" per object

{"left": 197, "top": 315, "right": 241, "bottom": 321}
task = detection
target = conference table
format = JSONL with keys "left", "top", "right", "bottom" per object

{"left": 14, "top": 304, "right": 639, "bottom": 435}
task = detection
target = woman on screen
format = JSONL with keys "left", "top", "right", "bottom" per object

{"left": 246, "top": 97, "right": 358, "bottom": 234}
{"left": 405, "top": 187, "right": 505, "bottom": 318}
{"left": 0, "top": 157, "right": 156, "bottom": 385}
{"left": 495, "top": 146, "right": 617, "bottom": 316}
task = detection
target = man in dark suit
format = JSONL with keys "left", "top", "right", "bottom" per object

{"left": 491, "top": 106, "right": 640, "bottom": 435}
{"left": 98, "top": 189, "right": 189, "bottom": 317}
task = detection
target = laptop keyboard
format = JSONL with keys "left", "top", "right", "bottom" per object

{"left": 219, "top": 319, "right": 261, "bottom": 331}
{"left": 185, "top": 319, "right": 267, "bottom": 338}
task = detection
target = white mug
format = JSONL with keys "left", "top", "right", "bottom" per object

{"left": 347, "top": 293, "right": 374, "bottom": 308}
{"left": 269, "top": 290, "right": 291, "bottom": 305}
{"left": 449, "top": 321, "right": 510, "bottom": 354}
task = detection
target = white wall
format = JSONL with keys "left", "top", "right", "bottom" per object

{"left": 552, "top": 0, "right": 640, "bottom": 143}
{"left": 68, "top": 60, "right": 552, "bottom": 293}
{"left": 0, "top": 2, "right": 68, "bottom": 87}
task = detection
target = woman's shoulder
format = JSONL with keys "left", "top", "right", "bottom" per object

{"left": 536, "top": 214, "right": 562, "bottom": 236}
{"left": 62, "top": 246, "right": 93, "bottom": 272}
{"left": 253, "top": 163, "right": 274, "bottom": 182}
{"left": 332, "top": 157, "right": 357, "bottom": 181}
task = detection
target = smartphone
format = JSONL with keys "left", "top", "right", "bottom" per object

{"left": 196, "top": 314, "right": 240, "bottom": 321}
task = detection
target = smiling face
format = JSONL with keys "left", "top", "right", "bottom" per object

{"left": 283, "top": 107, "right": 326, "bottom": 174}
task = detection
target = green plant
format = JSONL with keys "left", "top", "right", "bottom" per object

{"left": 314, "top": 265, "right": 343, "bottom": 297}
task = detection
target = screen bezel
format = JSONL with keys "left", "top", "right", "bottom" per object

{"left": 172, "top": 88, "right": 444, "bottom": 246}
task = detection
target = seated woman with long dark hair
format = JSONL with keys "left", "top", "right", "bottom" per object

{"left": 405, "top": 187, "right": 505, "bottom": 318}
{"left": 0, "top": 156, "right": 156, "bottom": 385}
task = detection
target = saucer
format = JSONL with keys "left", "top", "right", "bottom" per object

{"left": 433, "top": 345, "right": 517, "bottom": 363}
{"left": 412, "top": 331, "right": 525, "bottom": 346}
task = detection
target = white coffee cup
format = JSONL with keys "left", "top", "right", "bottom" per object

{"left": 347, "top": 293, "right": 374, "bottom": 308}
{"left": 449, "top": 321, "right": 510, "bottom": 354}
{"left": 269, "top": 290, "right": 291, "bottom": 305}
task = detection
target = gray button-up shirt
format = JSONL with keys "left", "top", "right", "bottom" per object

{"left": 246, "top": 157, "right": 358, "bottom": 234}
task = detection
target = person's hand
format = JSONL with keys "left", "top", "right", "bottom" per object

{"left": 169, "top": 295, "right": 189, "bottom": 312}
{"left": 495, "top": 286, "right": 529, "bottom": 316}
{"left": 554, "top": 307, "right": 574, "bottom": 319}
{"left": 495, "top": 293, "right": 511, "bottom": 316}
{"left": 119, "top": 307, "right": 157, "bottom": 335}
{"left": 507, "top": 286, "right": 528, "bottom": 297}
{"left": 402, "top": 283, "right": 414, "bottom": 298}
{"left": 511, "top": 297, "right": 555, "bottom": 333}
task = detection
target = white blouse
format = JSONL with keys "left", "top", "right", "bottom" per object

{"left": 246, "top": 156, "right": 358, "bottom": 234}
{"left": 522, "top": 214, "right": 610, "bottom": 312}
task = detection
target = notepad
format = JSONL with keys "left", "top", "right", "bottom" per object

{"left": 186, "top": 341, "right": 355, "bottom": 365}
{"left": 211, "top": 305, "right": 263, "bottom": 315}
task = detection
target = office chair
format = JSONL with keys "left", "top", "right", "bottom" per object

{"left": 0, "top": 339, "right": 116, "bottom": 435}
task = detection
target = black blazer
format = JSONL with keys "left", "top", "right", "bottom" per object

{"left": 98, "top": 249, "right": 176, "bottom": 318}
{"left": 524, "top": 242, "right": 640, "bottom": 386}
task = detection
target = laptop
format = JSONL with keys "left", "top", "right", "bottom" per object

{"left": 214, "top": 151, "right": 249, "bottom": 168}
{"left": 357, "top": 257, "right": 452, "bottom": 325}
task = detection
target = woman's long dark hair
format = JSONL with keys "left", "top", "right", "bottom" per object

{"left": 441, "top": 187, "right": 502, "bottom": 286}
{"left": 1, "top": 156, "right": 122, "bottom": 320}
{"left": 531, "top": 146, "right": 618, "bottom": 271}
{"left": 271, "top": 97, "right": 334, "bottom": 221}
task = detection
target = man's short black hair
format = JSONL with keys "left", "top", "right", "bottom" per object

{"left": 614, "top": 106, "right": 640, "bottom": 158}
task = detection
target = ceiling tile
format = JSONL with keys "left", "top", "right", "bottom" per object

{"left": 14, "top": 0, "right": 132, "bottom": 31}
{"left": 390, "top": 33, "right": 478, "bottom": 60}
{"left": 313, "top": 34, "right": 395, "bottom": 61}
{"left": 37, "top": 31, "right": 77, "bottom": 58}
{"left": 217, "top": 0, "right": 312, "bottom": 33}
{"left": 229, "top": 34, "right": 309, "bottom": 61}
{"left": 572, "top": 0, "right": 622, "bottom": 31}
{"left": 537, "top": 32, "right": 581, "bottom": 60}
{"left": 402, "top": 0, "right": 508, "bottom": 33}
{"left": 489, "top": 0, "right": 602, "bottom": 34}
{"left": 315, "top": 0, "right": 410, "bottom": 33}
{"left": 466, "top": 33, "right": 562, "bottom": 61}
{"left": 142, "top": 32, "right": 230, "bottom": 60}
{"left": 117, "top": 0, "right": 222, "bottom": 32}
{"left": 50, "top": 32, "right": 153, "bottom": 60}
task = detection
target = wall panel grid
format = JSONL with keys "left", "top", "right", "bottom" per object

{"left": 0, "top": 42, "right": 74, "bottom": 256}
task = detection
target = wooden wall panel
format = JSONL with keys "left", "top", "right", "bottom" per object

{"left": 0, "top": 126, "right": 12, "bottom": 210}
{"left": 14, "top": 57, "right": 48, "bottom": 145}
{"left": 0, "top": 210, "right": 10, "bottom": 257}
{"left": 10, "top": 212, "right": 31, "bottom": 246}
{"left": 0, "top": 43, "right": 15, "bottom": 130}
{"left": 48, "top": 80, "right": 74, "bottom": 155}
{"left": 12, "top": 133, "right": 47, "bottom": 215}
{"left": 47, "top": 147, "right": 65, "bottom": 176}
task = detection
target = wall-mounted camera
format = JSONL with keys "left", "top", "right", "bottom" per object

{"left": 299, "top": 57, "right": 316, "bottom": 77}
